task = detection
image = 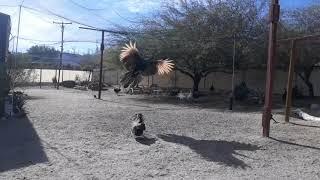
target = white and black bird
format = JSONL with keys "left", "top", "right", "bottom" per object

{"left": 114, "top": 88, "right": 121, "bottom": 96}
{"left": 131, "top": 113, "right": 146, "bottom": 137}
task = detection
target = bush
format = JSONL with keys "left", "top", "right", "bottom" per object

{"left": 60, "top": 81, "right": 76, "bottom": 88}
{"left": 88, "top": 82, "right": 107, "bottom": 91}
{"left": 79, "top": 80, "right": 90, "bottom": 86}
{"left": 12, "top": 91, "right": 27, "bottom": 115}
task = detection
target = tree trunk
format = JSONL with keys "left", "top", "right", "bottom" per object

{"left": 303, "top": 67, "right": 314, "bottom": 97}
{"left": 297, "top": 68, "right": 314, "bottom": 97}
{"left": 193, "top": 74, "right": 201, "bottom": 92}
{"left": 306, "top": 80, "right": 314, "bottom": 97}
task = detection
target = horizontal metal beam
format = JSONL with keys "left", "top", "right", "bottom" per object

{"left": 79, "top": 26, "right": 130, "bottom": 35}
{"left": 278, "top": 34, "right": 320, "bottom": 43}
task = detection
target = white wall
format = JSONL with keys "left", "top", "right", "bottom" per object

{"left": 93, "top": 68, "right": 320, "bottom": 96}
{"left": 25, "top": 69, "right": 91, "bottom": 83}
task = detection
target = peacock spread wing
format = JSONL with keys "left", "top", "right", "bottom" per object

{"left": 119, "top": 41, "right": 143, "bottom": 71}
{"left": 141, "top": 59, "right": 174, "bottom": 76}
{"left": 156, "top": 59, "right": 175, "bottom": 75}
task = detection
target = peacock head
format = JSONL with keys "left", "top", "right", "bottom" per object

{"left": 136, "top": 113, "right": 144, "bottom": 123}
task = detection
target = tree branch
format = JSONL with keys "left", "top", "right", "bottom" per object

{"left": 297, "top": 72, "right": 306, "bottom": 82}
{"left": 174, "top": 66, "right": 194, "bottom": 79}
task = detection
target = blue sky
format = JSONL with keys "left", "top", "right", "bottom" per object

{"left": 0, "top": 0, "right": 318, "bottom": 54}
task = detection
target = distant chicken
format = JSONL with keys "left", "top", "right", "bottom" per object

{"left": 177, "top": 92, "right": 186, "bottom": 100}
{"left": 177, "top": 90, "right": 193, "bottom": 101}
{"left": 119, "top": 42, "right": 174, "bottom": 88}
{"left": 114, "top": 88, "right": 121, "bottom": 96}
{"left": 131, "top": 113, "right": 146, "bottom": 137}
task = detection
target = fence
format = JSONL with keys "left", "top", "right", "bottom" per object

{"left": 93, "top": 68, "right": 320, "bottom": 96}
{"left": 16, "top": 69, "right": 91, "bottom": 85}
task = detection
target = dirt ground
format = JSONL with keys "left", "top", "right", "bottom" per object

{"left": 1, "top": 87, "right": 320, "bottom": 180}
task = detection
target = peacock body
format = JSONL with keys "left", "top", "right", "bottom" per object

{"left": 119, "top": 42, "right": 174, "bottom": 88}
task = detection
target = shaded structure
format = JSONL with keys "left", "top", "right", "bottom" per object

{"left": 0, "top": 13, "right": 10, "bottom": 117}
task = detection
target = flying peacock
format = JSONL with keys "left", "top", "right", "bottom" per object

{"left": 119, "top": 42, "right": 174, "bottom": 88}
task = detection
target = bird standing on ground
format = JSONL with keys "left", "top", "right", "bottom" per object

{"left": 186, "top": 90, "right": 193, "bottom": 100}
{"left": 114, "top": 88, "right": 121, "bottom": 96}
{"left": 132, "top": 113, "right": 146, "bottom": 137}
{"left": 119, "top": 42, "right": 174, "bottom": 88}
{"left": 177, "top": 91, "right": 186, "bottom": 100}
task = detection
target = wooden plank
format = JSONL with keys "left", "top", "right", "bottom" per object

{"left": 285, "top": 40, "right": 297, "bottom": 123}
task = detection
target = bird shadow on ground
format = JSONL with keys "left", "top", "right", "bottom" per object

{"left": 269, "top": 137, "right": 320, "bottom": 150}
{"left": 135, "top": 136, "right": 157, "bottom": 146}
{"left": 0, "top": 116, "right": 48, "bottom": 172}
{"left": 157, "top": 134, "right": 260, "bottom": 169}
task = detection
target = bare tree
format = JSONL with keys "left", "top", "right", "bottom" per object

{"left": 130, "top": 0, "right": 267, "bottom": 92}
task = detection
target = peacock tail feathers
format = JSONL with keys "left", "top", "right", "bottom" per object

{"left": 120, "top": 41, "right": 139, "bottom": 62}
{"left": 157, "top": 59, "right": 174, "bottom": 75}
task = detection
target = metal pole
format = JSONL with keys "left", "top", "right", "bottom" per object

{"left": 98, "top": 31, "right": 105, "bottom": 99}
{"left": 262, "top": 0, "right": 280, "bottom": 137}
{"left": 229, "top": 34, "right": 236, "bottom": 110}
{"left": 284, "top": 40, "right": 296, "bottom": 123}
{"left": 54, "top": 22, "right": 72, "bottom": 89}
{"left": 40, "top": 68, "right": 42, "bottom": 88}
{"left": 15, "top": 5, "right": 22, "bottom": 55}
{"left": 12, "top": 5, "right": 22, "bottom": 114}
{"left": 57, "top": 23, "right": 64, "bottom": 89}
{"left": 78, "top": 27, "right": 110, "bottom": 99}
{"left": 175, "top": 71, "right": 177, "bottom": 87}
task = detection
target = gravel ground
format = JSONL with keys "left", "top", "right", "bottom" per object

{"left": 1, "top": 87, "right": 320, "bottom": 180}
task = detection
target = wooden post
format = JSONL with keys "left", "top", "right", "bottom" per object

{"left": 174, "top": 71, "right": 177, "bottom": 87}
{"left": 284, "top": 40, "right": 296, "bottom": 123}
{"left": 262, "top": 0, "right": 280, "bottom": 137}
{"left": 152, "top": 75, "right": 154, "bottom": 85}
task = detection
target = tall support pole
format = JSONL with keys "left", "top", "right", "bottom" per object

{"left": 53, "top": 21, "right": 72, "bottom": 89}
{"left": 284, "top": 40, "right": 296, "bottom": 123}
{"left": 229, "top": 34, "right": 236, "bottom": 110}
{"left": 98, "top": 31, "right": 105, "bottom": 99}
{"left": 57, "top": 23, "right": 64, "bottom": 89}
{"left": 12, "top": 5, "right": 22, "bottom": 114}
{"left": 15, "top": 5, "right": 22, "bottom": 55}
{"left": 39, "top": 68, "right": 42, "bottom": 88}
{"left": 79, "top": 26, "right": 129, "bottom": 98}
{"left": 262, "top": 0, "right": 280, "bottom": 137}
